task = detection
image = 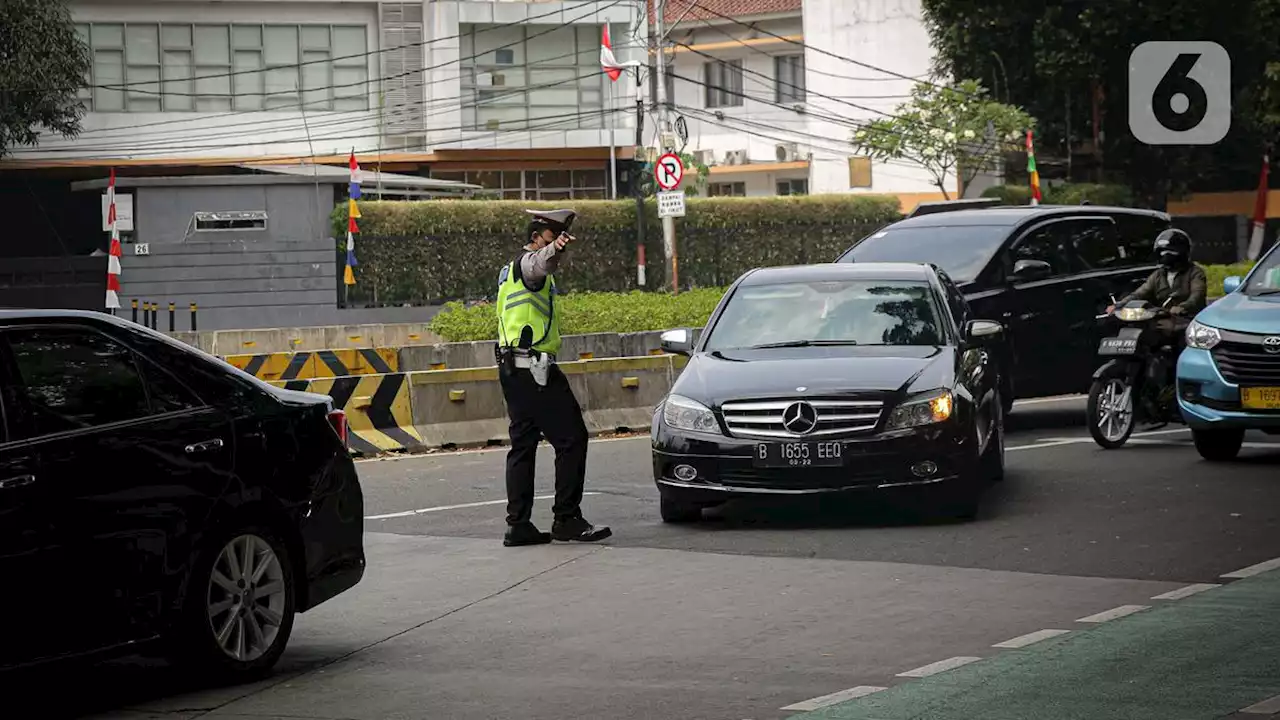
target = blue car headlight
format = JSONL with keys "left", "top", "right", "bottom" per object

{"left": 661, "top": 394, "right": 719, "bottom": 434}
{"left": 885, "top": 389, "right": 954, "bottom": 430}
{"left": 1186, "top": 320, "right": 1221, "bottom": 350}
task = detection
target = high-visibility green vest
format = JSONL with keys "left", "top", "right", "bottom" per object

{"left": 496, "top": 259, "right": 561, "bottom": 356}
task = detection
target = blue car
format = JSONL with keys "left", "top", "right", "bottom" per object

{"left": 1177, "top": 243, "right": 1280, "bottom": 460}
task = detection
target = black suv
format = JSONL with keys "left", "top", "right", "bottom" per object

{"left": 836, "top": 204, "right": 1171, "bottom": 406}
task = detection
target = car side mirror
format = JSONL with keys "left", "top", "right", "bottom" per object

{"left": 660, "top": 328, "right": 693, "bottom": 356}
{"left": 1223, "top": 275, "right": 1242, "bottom": 294}
{"left": 964, "top": 320, "right": 1004, "bottom": 344}
{"left": 1009, "top": 258, "right": 1052, "bottom": 283}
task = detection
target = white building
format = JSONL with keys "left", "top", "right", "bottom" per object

{"left": 6, "top": 0, "right": 643, "bottom": 201}
{"left": 658, "top": 0, "right": 958, "bottom": 204}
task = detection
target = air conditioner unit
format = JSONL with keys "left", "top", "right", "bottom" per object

{"left": 723, "top": 149, "right": 747, "bottom": 165}
{"left": 776, "top": 143, "right": 800, "bottom": 162}
{"left": 694, "top": 149, "right": 716, "bottom": 166}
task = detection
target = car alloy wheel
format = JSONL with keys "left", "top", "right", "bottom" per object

{"left": 207, "top": 534, "right": 288, "bottom": 663}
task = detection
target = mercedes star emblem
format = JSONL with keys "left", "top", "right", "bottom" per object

{"left": 1264, "top": 336, "right": 1280, "bottom": 354}
{"left": 782, "top": 401, "right": 819, "bottom": 435}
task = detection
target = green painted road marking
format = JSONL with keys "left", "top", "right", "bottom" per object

{"left": 788, "top": 569, "right": 1280, "bottom": 720}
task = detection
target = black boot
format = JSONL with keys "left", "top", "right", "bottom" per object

{"left": 504, "top": 522, "right": 552, "bottom": 547}
{"left": 551, "top": 514, "right": 612, "bottom": 542}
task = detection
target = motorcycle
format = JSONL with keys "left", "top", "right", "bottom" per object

{"left": 1087, "top": 296, "right": 1185, "bottom": 449}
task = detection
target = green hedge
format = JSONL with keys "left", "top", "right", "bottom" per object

{"left": 981, "top": 182, "right": 1135, "bottom": 206}
{"left": 1205, "top": 262, "right": 1256, "bottom": 298}
{"left": 430, "top": 264, "right": 1255, "bottom": 341}
{"left": 335, "top": 195, "right": 903, "bottom": 307}
{"left": 429, "top": 287, "right": 728, "bottom": 341}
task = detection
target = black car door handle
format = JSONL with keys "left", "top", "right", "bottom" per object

{"left": 185, "top": 438, "right": 225, "bottom": 454}
{"left": 0, "top": 474, "right": 36, "bottom": 490}
{"left": 1064, "top": 287, "right": 1083, "bottom": 294}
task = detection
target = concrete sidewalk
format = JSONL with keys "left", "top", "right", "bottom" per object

{"left": 788, "top": 567, "right": 1280, "bottom": 720}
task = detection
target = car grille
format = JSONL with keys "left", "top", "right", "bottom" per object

{"left": 719, "top": 397, "right": 884, "bottom": 439}
{"left": 1211, "top": 339, "right": 1280, "bottom": 385}
{"left": 717, "top": 466, "right": 884, "bottom": 490}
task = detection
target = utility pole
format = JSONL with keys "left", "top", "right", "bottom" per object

{"left": 653, "top": 0, "right": 679, "bottom": 294}
{"left": 633, "top": 92, "right": 647, "bottom": 287}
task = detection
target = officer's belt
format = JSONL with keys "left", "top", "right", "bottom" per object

{"left": 502, "top": 349, "right": 555, "bottom": 368}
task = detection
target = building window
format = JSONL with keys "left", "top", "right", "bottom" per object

{"left": 708, "top": 182, "right": 746, "bottom": 197}
{"left": 704, "top": 60, "right": 743, "bottom": 108}
{"left": 430, "top": 168, "right": 607, "bottom": 199}
{"left": 74, "top": 22, "right": 369, "bottom": 113}
{"left": 776, "top": 179, "right": 808, "bottom": 195}
{"left": 775, "top": 55, "right": 805, "bottom": 103}
{"left": 458, "top": 23, "right": 617, "bottom": 131}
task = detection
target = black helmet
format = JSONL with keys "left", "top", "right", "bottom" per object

{"left": 1154, "top": 228, "right": 1191, "bottom": 266}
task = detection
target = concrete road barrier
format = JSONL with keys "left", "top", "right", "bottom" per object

{"left": 271, "top": 373, "right": 424, "bottom": 455}
{"left": 174, "top": 322, "right": 441, "bottom": 355}
{"left": 228, "top": 347, "right": 398, "bottom": 381}
{"left": 407, "top": 355, "right": 688, "bottom": 450}
{"left": 394, "top": 329, "right": 705, "bottom": 372}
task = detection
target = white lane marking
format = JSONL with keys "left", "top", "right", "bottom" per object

{"left": 1239, "top": 693, "right": 1280, "bottom": 714}
{"left": 992, "top": 629, "right": 1071, "bottom": 649}
{"left": 1012, "top": 395, "right": 1085, "bottom": 406}
{"left": 366, "top": 492, "right": 602, "bottom": 520}
{"left": 1006, "top": 427, "right": 1189, "bottom": 452}
{"left": 780, "top": 686, "right": 887, "bottom": 711}
{"left": 356, "top": 435, "right": 647, "bottom": 463}
{"left": 1151, "top": 583, "right": 1222, "bottom": 601}
{"left": 896, "top": 656, "right": 982, "bottom": 678}
{"left": 1222, "top": 557, "right": 1280, "bottom": 579}
{"left": 1076, "top": 605, "right": 1150, "bottom": 623}
{"left": 1127, "top": 439, "right": 1280, "bottom": 449}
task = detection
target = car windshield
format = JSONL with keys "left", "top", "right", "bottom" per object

{"left": 703, "top": 279, "right": 945, "bottom": 351}
{"left": 839, "top": 225, "right": 1009, "bottom": 283}
{"left": 1243, "top": 247, "right": 1280, "bottom": 295}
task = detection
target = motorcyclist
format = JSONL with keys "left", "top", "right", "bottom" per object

{"left": 1106, "top": 228, "right": 1208, "bottom": 345}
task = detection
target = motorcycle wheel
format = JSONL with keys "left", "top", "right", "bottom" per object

{"left": 1088, "top": 369, "right": 1137, "bottom": 449}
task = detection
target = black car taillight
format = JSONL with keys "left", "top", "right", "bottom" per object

{"left": 327, "top": 410, "right": 349, "bottom": 448}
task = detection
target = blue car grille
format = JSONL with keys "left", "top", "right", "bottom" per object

{"left": 1211, "top": 341, "right": 1280, "bottom": 385}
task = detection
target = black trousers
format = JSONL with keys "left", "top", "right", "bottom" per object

{"left": 498, "top": 361, "right": 589, "bottom": 526}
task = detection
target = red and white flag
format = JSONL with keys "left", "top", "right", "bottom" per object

{"left": 106, "top": 168, "right": 122, "bottom": 310}
{"left": 601, "top": 25, "right": 623, "bottom": 81}
{"left": 1247, "top": 152, "right": 1270, "bottom": 261}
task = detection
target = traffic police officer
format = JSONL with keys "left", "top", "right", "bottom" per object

{"left": 495, "top": 209, "right": 612, "bottom": 547}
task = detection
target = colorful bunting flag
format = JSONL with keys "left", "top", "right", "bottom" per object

{"left": 106, "top": 168, "right": 122, "bottom": 310}
{"left": 345, "top": 152, "right": 360, "bottom": 286}
{"left": 1026, "top": 130, "right": 1042, "bottom": 206}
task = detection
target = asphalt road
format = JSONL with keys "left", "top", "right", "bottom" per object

{"left": 20, "top": 396, "right": 1280, "bottom": 720}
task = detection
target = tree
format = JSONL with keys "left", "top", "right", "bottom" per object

{"left": 920, "top": 0, "right": 1280, "bottom": 206}
{"left": 850, "top": 79, "right": 1034, "bottom": 200}
{"left": 0, "top": 0, "right": 91, "bottom": 157}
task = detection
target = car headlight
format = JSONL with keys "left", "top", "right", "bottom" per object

{"left": 1115, "top": 307, "right": 1157, "bottom": 322}
{"left": 1185, "top": 320, "right": 1221, "bottom": 350}
{"left": 886, "top": 389, "right": 954, "bottom": 430}
{"left": 661, "top": 394, "right": 719, "bottom": 434}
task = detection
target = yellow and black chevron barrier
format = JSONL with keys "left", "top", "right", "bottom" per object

{"left": 228, "top": 347, "right": 397, "bottom": 382}
{"left": 270, "top": 373, "right": 423, "bottom": 455}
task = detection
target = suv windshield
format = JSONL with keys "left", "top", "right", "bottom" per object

{"left": 839, "top": 225, "right": 1009, "bottom": 283}
{"left": 704, "top": 279, "right": 945, "bottom": 351}
{"left": 1242, "top": 247, "right": 1280, "bottom": 296}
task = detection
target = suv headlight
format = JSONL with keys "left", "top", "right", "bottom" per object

{"left": 886, "top": 389, "right": 954, "bottom": 430}
{"left": 662, "top": 394, "right": 719, "bottom": 433}
{"left": 1186, "top": 320, "right": 1221, "bottom": 350}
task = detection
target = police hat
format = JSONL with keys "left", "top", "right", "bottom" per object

{"left": 524, "top": 208, "right": 576, "bottom": 235}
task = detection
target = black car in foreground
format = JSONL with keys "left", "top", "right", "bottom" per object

{"left": 836, "top": 203, "right": 1171, "bottom": 407}
{"left": 651, "top": 263, "right": 1006, "bottom": 522}
{"left": 0, "top": 310, "right": 365, "bottom": 677}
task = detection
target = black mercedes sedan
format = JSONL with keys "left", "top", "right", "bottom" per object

{"left": 0, "top": 310, "right": 365, "bottom": 677}
{"left": 651, "top": 263, "right": 1006, "bottom": 523}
